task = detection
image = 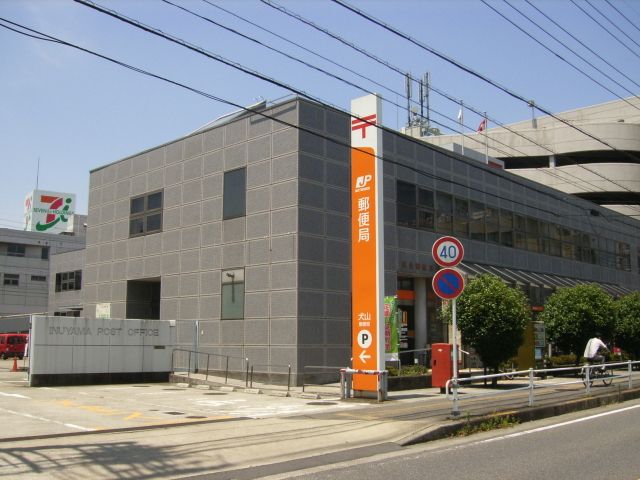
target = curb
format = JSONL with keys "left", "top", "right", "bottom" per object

{"left": 397, "top": 385, "right": 640, "bottom": 446}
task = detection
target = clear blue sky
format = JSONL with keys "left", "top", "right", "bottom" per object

{"left": 1, "top": 0, "right": 639, "bottom": 229}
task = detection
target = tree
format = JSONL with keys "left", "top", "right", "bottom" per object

{"left": 453, "top": 274, "right": 530, "bottom": 384}
{"left": 616, "top": 292, "right": 640, "bottom": 359}
{"left": 539, "top": 284, "right": 615, "bottom": 364}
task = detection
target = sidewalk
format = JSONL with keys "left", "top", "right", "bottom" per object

{"left": 2, "top": 361, "right": 640, "bottom": 478}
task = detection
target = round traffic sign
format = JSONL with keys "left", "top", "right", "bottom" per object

{"left": 432, "top": 268, "right": 465, "bottom": 300}
{"left": 432, "top": 236, "right": 464, "bottom": 268}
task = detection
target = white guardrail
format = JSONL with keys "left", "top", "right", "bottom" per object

{"left": 445, "top": 360, "right": 640, "bottom": 416}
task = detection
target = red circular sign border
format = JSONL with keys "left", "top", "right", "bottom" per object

{"left": 432, "top": 268, "right": 465, "bottom": 300}
{"left": 432, "top": 236, "right": 465, "bottom": 268}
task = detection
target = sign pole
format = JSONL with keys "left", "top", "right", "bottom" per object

{"left": 452, "top": 298, "right": 459, "bottom": 416}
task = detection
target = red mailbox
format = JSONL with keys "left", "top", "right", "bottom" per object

{"left": 431, "top": 343, "right": 453, "bottom": 391}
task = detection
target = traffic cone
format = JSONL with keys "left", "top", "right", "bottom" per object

{"left": 11, "top": 356, "right": 18, "bottom": 372}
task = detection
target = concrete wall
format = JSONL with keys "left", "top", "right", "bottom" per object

{"left": 29, "top": 316, "right": 175, "bottom": 386}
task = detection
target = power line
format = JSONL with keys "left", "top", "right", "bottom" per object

{"left": 162, "top": 0, "right": 524, "bottom": 160}
{"left": 570, "top": 0, "right": 640, "bottom": 61}
{"left": 584, "top": 0, "right": 640, "bottom": 50}
{"left": 328, "top": 0, "right": 640, "bottom": 213}
{"left": 604, "top": 0, "right": 640, "bottom": 37}
{"left": 260, "top": 0, "right": 640, "bottom": 213}
{"left": 4, "top": 15, "right": 632, "bottom": 232}
{"left": 496, "top": 0, "right": 640, "bottom": 105}
{"left": 523, "top": 0, "right": 640, "bottom": 93}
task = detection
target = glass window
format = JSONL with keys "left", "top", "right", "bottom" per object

{"left": 398, "top": 204, "right": 417, "bottom": 228}
{"left": 526, "top": 218, "right": 539, "bottom": 252}
{"left": 417, "top": 209, "right": 433, "bottom": 230}
{"left": 417, "top": 188, "right": 434, "bottom": 208}
{"left": 7, "top": 244, "right": 25, "bottom": 257}
{"left": 397, "top": 181, "right": 416, "bottom": 205}
{"left": 3, "top": 274, "right": 19, "bottom": 286}
{"left": 31, "top": 275, "right": 46, "bottom": 282}
{"left": 223, "top": 168, "right": 247, "bottom": 220}
{"left": 435, "top": 192, "right": 453, "bottom": 233}
{"left": 453, "top": 198, "right": 469, "bottom": 237}
{"left": 221, "top": 269, "right": 244, "bottom": 319}
{"left": 41, "top": 246, "right": 49, "bottom": 260}
{"left": 55, "top": 270, "right": 82, "bottom": 292}
{"left": 486, "top": 206, "right": 500, "bottom": 244}
{"left": 130, "top": 190, "right": 163, "bottom": 237}
{"left": 499, "top": 210, "right": 513, "bottom": 247}
{"left": 469, "top": 201, "right": 485, "bottom": 241}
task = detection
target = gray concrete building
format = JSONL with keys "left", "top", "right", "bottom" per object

{"left": 417, "top": 96, "right": 640, "bottom": 219}
{"left": 83, "top": 97, "right": 640, "bottom": 382}
{"left": 0, "top": 227, "right": 85, "bottom": 316}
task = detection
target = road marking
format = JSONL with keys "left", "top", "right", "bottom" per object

{"left": 474, "top": 403, "right": 640, "bottom": 445}
{"left": 0, "top": 391, "right": 30, "bottom": 399}
{"left": 0, "top": 407, "right": 94, "bottom": 431}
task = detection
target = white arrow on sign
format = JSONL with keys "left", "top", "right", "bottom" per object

{"left": 359, "top": 350, "right": 371, "bottom": 363}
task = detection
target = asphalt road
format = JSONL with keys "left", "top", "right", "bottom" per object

{"left": 278, "top": 399, "right": 640, "bottom": 480}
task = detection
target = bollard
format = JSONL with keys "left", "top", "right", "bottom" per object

{"left": 629, "top": 361, "right": 633, "bottom": 389}
{"left": 528, "top": 368, "right": 534, "bottom": 407}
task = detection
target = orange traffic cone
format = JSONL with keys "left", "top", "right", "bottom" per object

{"left": 11, "top": 356, "right": 18, "bottom": 372}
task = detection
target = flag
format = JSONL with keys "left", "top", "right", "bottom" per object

{"left": 457, "top": 108, "right": 463, "bottom": 123}
{"left": 477, "top": 118, "right": 487, "bottom": 132}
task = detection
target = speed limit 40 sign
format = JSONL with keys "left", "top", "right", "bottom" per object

{"left": 432, "top": 236, "right": 464, "bottom": 268}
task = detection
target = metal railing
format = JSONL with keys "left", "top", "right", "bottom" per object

{"left": 445, "top": 360, "right": 640, "bottom": 416}
{"left": 171, "top": 348, "right": 249, "bottom": 385}
{"left": 249, "top": 363, "right": 292, "bottom": 392}
{"left": 387, "top": 347, "right": 432, "bottom": 374}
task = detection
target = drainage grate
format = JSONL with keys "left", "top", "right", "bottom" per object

{"left": 307, "top": 401, "right": 338, "bottom": 406}
{"left": 203, "top": 392, "right": 227, "bottom": 396}
{"left": 186, "top": 415, "right": 207, "bottom": 419}
{"left": 163, "top": 411, "right": 185, "bottom": 416}
{"left": 132, "top": 385, "right": 150, "bottom": 388}
{"left": 162, "top": 388, "right": 184, "bottom": 391}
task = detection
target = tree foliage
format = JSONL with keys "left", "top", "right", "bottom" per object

{"left": 616, "top": 292, "right": 640, "bottom": 359}
{"left": 539, "top": 284, "right": 615, "bottom": 362}
{"left": 453, "top": 275, "right": 530, "bottom": 375}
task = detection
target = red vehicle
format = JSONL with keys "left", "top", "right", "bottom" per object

{"left": 0, "top": 333, "right": 28, "bottom": 360}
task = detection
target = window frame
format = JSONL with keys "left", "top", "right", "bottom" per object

{"left": 129, "top": 190, "right": 163, "bottom": 238}
{"left": 223, "top": 168, "right": 247, "bottom": 220}
{"left": 3, "top": 273, "right": 19, "bottom": 286}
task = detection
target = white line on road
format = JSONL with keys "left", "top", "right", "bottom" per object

{"left": 0, "top": 391, "right": 30, "bottom": 399}
{"left": 0, "top": 407, "right": 94, "bottom": 432}
{"left": 474, "top": 404, "right": 640, "bottom": 445}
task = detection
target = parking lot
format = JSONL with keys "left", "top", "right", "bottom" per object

{"left": 0, "top": 358, "right": 363, "bottom": 441}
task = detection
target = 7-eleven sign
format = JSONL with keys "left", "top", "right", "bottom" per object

{"left": 24, "top": 190, "right": 76, "bottom": 234}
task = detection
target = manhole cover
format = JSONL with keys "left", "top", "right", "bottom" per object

{"left": 163, "top": 411, "right": 185, "bottom": 416}
{"left": 186, "top": 416, "right": 207, "bottom": 419}
{"left": 307, "top": 401, "right": 338, "bottom": 406}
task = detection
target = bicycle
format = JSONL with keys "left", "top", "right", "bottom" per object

{"left": 581, "top": 361, "right": 613, "bottom": 387}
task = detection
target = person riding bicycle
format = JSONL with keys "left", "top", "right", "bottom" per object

{"left": 583, "top": 333, "right": 608, "bottom": 368}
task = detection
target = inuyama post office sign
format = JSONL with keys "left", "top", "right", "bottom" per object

{"left": 24, "top": 190, "right": 76, "bottom": 234}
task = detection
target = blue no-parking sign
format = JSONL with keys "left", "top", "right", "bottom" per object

{"left": 432, "top": 268, "right": 465, "bottom": 300}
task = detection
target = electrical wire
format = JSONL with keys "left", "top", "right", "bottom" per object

{"left": 499, "top": 0, "right": 640, "bottom": 104}
{"left": 584, "top": 0, "right": 640, "bottom": 50}
{"left": 523, "top": 0, "right": 640, "bottom": 92}
{"left": 3, "top": 15, "right": 629, "bottom": 231}
{"left": 328, "top": 0, "right": 640, "bottom": 213}
{"left": 260, "top": 0, "right": 640, "bottom": 212}
{"left": 570, "top": 0, "right": 640, "bottom": 61}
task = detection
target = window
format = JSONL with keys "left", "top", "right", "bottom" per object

{"left": 397, "top": 181, "right": 417, "bottom": 228}
{"left": 41, "top": 246, "right": 49, "bottom": 260}
{"left": 31, "top": 275, "right": 46, "bottom": 282}
{"left": 3, "top": 274, "right": 19, "bottom": 286}
{"left": 55, "top": 270, "right": 82, "bottom": 292}
{"left": 435, "top": 192, "right": 453, "bottom": 233}
{"left": 221, "top": 269, "right": 244, "bottom": 319}
{"left": 453, "top": 198, "right": 469, "bottom": 237}
{"left": 485, "top": 206, "right": 500, "bottom": 244}
{"left": 223, "top": 168, "right": 246, "bottom": 219}
{"left": 499, "top": 210, "right": 514, "bottom": 247}
{"left": 469, "top": 201, "right": 486, "bottom": 241}
{"left": 526, "top": 218, "right": 539, "bottom": 252}
{"left": 7, "top": 244, "right": 25, "bottom": 257}
{"left": 129, "top": 190, "right": 163, "bottom": 237}
{"left": 417, "top": 188, "right": 434, "bottom": 230}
